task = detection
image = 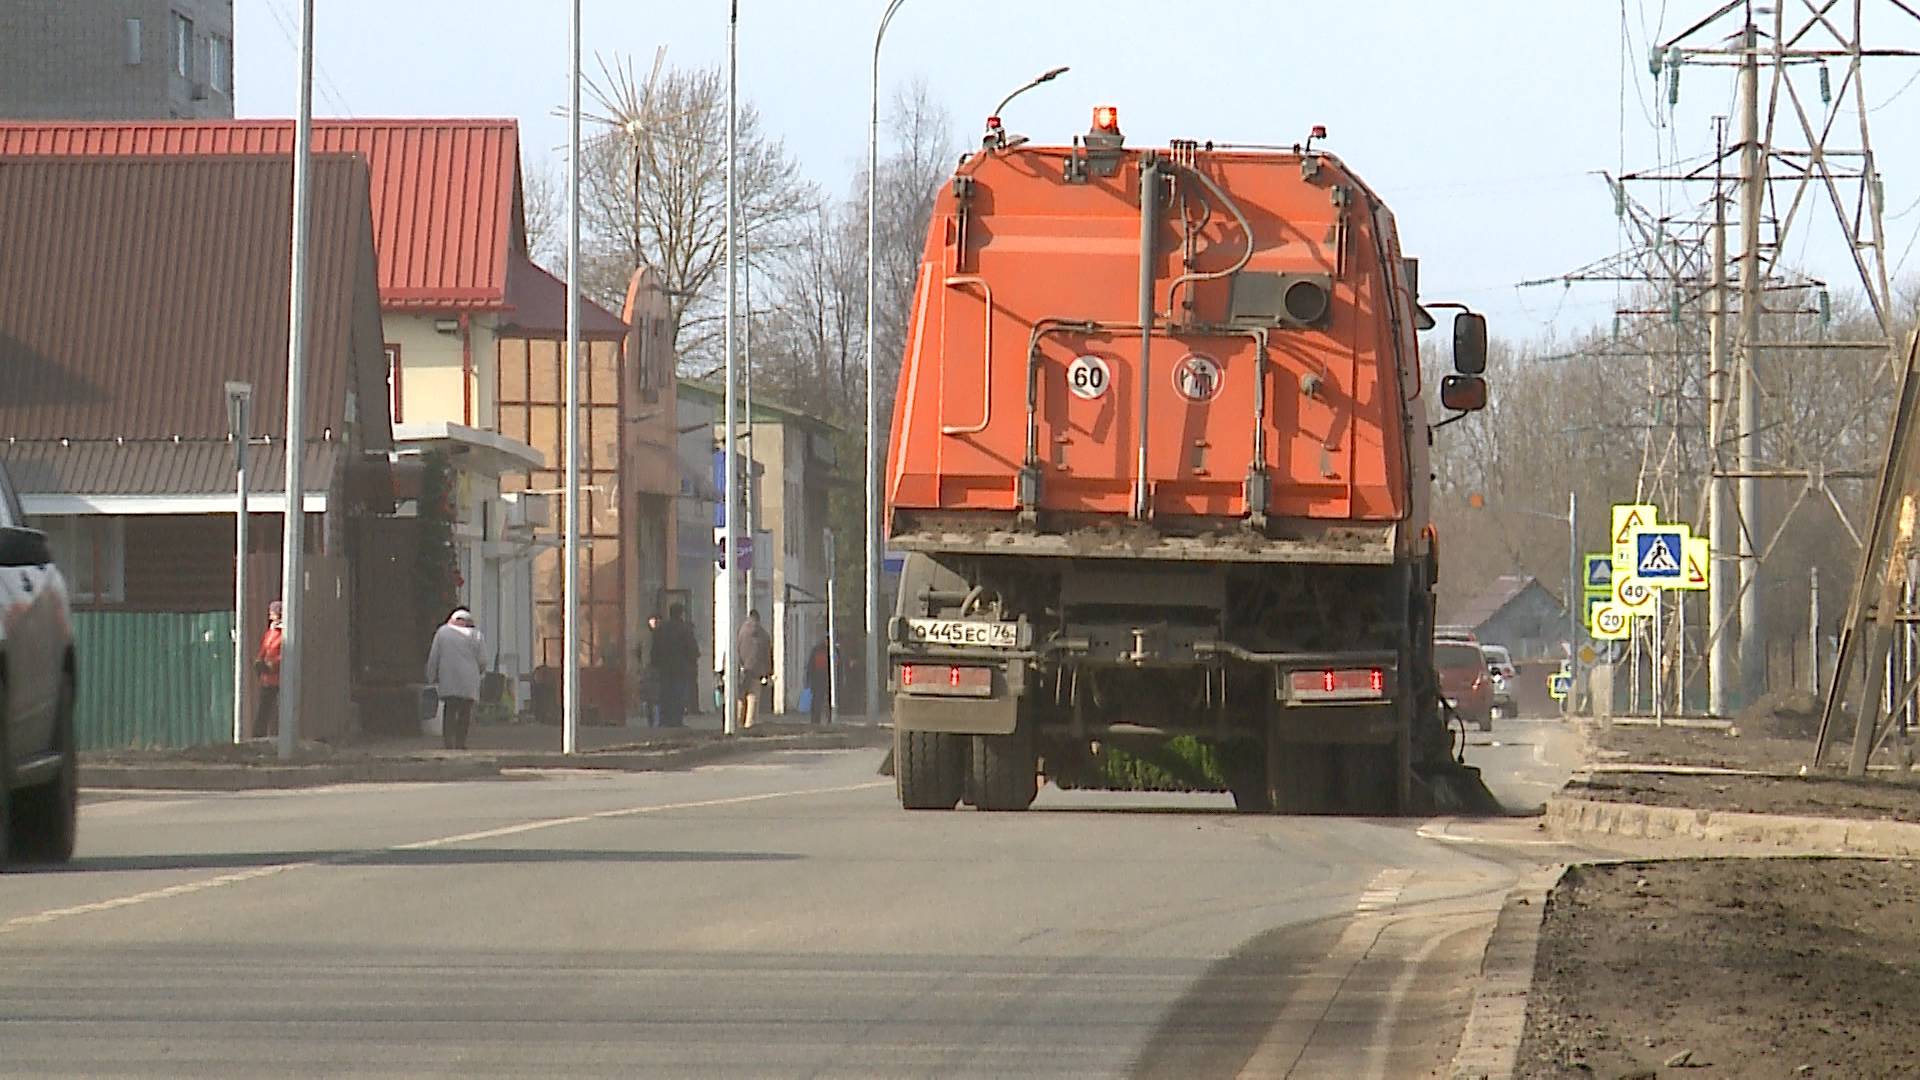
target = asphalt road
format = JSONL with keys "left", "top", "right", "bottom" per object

{"left": 0, "top": 718, "right": 1587, "bottom": 1078}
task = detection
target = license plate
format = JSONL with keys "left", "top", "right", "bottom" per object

{"left": 906, "top": 618, "right": 1018, "bottom": 649}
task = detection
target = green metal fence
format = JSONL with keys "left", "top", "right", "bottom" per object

{"left": 71, "top": 611, "right": 234, "bottom": 750}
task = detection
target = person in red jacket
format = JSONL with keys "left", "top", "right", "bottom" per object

{"left": 253, "top": 600, "right": 284, "bottom": 738}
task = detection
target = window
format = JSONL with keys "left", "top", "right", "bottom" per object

{"left": 172, "top": 12, "right": 192, "bottom": 78}
{"left": 40, "top": 517, "right": 126, "bottom": 604}
{"left": 209, "top": 34, "right": 231, "bottom": 94}
{"left": 124, "top": 18, "right": 143, "bottom": 66}
{"left": 385, "top": 343, "right": 404, "bottom": 422}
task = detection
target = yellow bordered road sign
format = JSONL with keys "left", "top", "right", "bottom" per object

{"left": 1675, "top": 535, "right": 1711, "bottom": 592}
{"left": 1615, "top": 574, "right": 1656, "bottom": 612}
{"left": 1584, "top": 553, "right": 1614, "bottom": 595}
{"left": 1590, "top": 602, "right": 1632, "bottom": 641}
{"left": 1629, "top": 524, "right": 1691, "bottom": 585}
{"left": 1611, "top": 504, "right": 1659, "bottom": 547}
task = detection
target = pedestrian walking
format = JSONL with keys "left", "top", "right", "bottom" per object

{"left": 805, "top": 637, "right": 832, "bottom": 724}
{"left": 425, "top": 607, "right": 487, "bottom": 750}
{"left": 652, "top": 603, "right": 699, "bottom": 729}
{"left": 252, "top": 600, "right": 284, "bottom": 738}
{"left": 736, "top": 609, "right": 773, "bottom": 729}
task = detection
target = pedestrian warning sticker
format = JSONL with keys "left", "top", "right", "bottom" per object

{"left": 1611, "top": 503, "right": 1659, "bottom": 546}
{"left": 1632, "top": 525, "right": 1689, "bottom": 581}
{"left": 1676, "top": 536, "right": 1711, "bottom": 592}
{"left": 1584, "top": 554, "right": 1614, "bottom": 593}
{"left": 1172, "top": 353, "right": 1224, "bottom": 403}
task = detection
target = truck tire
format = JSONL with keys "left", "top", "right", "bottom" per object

{"left": 12, "top": 673, "right": 77, "bottom": 864}
{"left": 971, "top": 728, "right": 1037, "bottom": 811}
{"left": 1225, "top": 739, "right": 1272, "bottom": 813}
{"left": 896, "top": 729, "right": 963, "bottom": 810}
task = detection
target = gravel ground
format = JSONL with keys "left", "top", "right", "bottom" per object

{"left": 1582, "top": 721, "right": 1920, "bottom": 821}
{"left": 1516, "top": 858, "right": 1920, "bottom": 1079}
{"left": 1522, "top": 712, "right": 1920, "bottom": 1078}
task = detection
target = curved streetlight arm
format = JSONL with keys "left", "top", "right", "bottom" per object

{"left": 992, "top": 66, "right": 1070, "bottom": 121}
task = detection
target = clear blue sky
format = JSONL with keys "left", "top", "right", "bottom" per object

{"left": 235, "top": 1, "right": 1920, "bottom": 343}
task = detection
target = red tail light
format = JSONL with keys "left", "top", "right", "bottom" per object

{"left": 1290, "top": 668, "right": 1392, "bottom": 702}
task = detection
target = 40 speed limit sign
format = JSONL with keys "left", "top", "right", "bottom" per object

{"left": 1066, "top": 355, "right": 1111, "bottom": 400}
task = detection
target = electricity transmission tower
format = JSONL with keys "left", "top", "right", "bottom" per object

{"left": 1532, "top": 1, "right": 1918, "bottom": 715}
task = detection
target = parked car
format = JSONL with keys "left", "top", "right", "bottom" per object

{"left": 0, "top": 462, "right": 78, "bottom": 868}
{"left": 1481, "top": 644, "right": 1517, "bottom": 718}
{"left": 1436, "top": 640, "right": 1494, "bottom": 731}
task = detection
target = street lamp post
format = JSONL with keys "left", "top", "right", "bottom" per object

{"left": 866, "top": 0, "right": 907, "bottom": 725}
{"left": 723, "top": 0, "right": 742, "bottom": 736}
{"left": 225, "top": 381, "right": 252, "bottom": 744}
{"left": 1473, "top": 493, "right": 1580, "bottom": 711}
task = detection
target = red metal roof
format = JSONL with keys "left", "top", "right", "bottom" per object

{"left": 0, "top": 119, "right": 524, "bottom": 311}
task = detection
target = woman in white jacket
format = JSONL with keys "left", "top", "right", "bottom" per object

{"left": 425, "top": 607, "right": 488, "bottom": 750}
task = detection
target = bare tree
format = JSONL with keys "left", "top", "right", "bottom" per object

{"left": 753, "top": 79, "right": 960, "bottom": 423}
{"left": 520, "top": 158, "right": 565, "bottom": 274}
{"left": 576, "top": 59, "right": 817, "bottom": 371}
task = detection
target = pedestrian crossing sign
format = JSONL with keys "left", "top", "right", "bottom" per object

{"left": 1672, "top": 536, "right": 1711, "bottom": 592}
{"left": 1584, "top": 554, "right": 1614, "bottom": 594}
{"left": 1549, "top": 670, "right": 1573, "bottom": 701}
{"left": 1631, "top": 525, "right": 1690, "bottom": 582}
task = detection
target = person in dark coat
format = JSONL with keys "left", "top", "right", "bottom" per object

{"left": 651, "top": 604, "right": 700, "bottom": 729}
{"left": 736, "top": 609, "right": 773, "bottom": 729}
{"left": 805, "top": 638, "right": 832, "bottom": 724}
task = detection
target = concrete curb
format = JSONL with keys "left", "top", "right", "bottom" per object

{"left": 1545, "top": 795, "right": 1920, "bottom": 857}
{"left": 1448, "top": 865, "right": 1565, "bottom": 1080}
{"left": 80, "top": 728, "right": 888, "bottom": 791}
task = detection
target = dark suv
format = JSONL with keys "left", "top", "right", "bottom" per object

{"left": 0, "top": 462, "right": 78, "bottom": 868}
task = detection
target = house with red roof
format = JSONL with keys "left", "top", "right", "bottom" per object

{"left": 0, "top": 119, "right": 686, "bottom": 724}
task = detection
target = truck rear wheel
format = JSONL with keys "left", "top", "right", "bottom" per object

{"left": 970, "top": 728, "right": 1037, "bottom": 811}
{"left": 896, "top": 729, "right": 964, "bottom": 810}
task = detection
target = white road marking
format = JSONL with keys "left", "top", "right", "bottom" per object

{"left": 1235, "top": 866, "right": 1411, "bottom": 1079}
{"left": 1, "top": 779, "right": 890, "bottom": 938}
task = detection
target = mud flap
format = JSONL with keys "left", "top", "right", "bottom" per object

{"left": 1409, "top": 760, "right": 1503, "bottom": 815}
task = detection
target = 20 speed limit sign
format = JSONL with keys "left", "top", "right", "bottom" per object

{"left": 1066, "top": 355, "right": 1111, "bottom": 400}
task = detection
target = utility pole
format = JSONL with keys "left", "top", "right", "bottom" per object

{"left": 1708, "top": 140, "right": 1733, "bottom": 717}
{"left": 276, "top": 0, "right": 315, "bottom": 762}
{"left": 562, "top": 0, "right": 582, "bottom": 755}
{"left": 1810, "top": 564, "right": 1821, "bottom": 694}
{"left": 722, "top": 0, "right": 741, "bottom": 736}
{"left": 1736, "top": 21, "right": 1766, "bottom": 706}
{"left": 867, "top": 0, "right": 908, "bottom": 727}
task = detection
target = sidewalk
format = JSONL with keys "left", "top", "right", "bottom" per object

{"left": 80, "top": 712, "right": 890, "bottom": 791}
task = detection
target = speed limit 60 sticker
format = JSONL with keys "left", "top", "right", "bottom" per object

{"left": 1066, "top": 355, "right": 1111, "bottom": 400}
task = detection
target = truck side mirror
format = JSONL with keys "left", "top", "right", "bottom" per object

{"left": 1440, "top": 375, "right": 1487, "bottom": 413}
{"left": 1452, "top": 311, "right": 1488, "bottom": 375}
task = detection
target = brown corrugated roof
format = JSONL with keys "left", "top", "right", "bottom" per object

{"left": 1, "top": 440, "right": 336, "bottom": 498}
{"left": 0, "top": 155, "right": 391, "bottom": 452}
{"left": 498, "top": 251, "right": 628, "bottom": 340}
{"left": 0, "top": 120, "right": 524, "bottom": 311}
{"left": 1442, "top": 575, "right": 1559, "bottom": 630}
